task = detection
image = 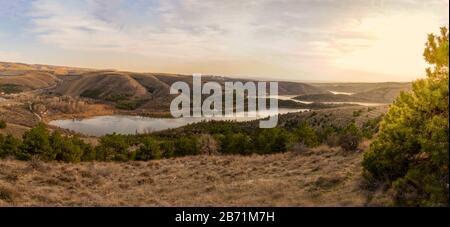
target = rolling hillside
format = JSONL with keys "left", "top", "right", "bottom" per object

{"left": 311, "top": 82, "right": 412, "bottom": 94}
{"left": 1, "top": 62, "right": 409, "bottom": 111}
{"left": 1, "top": 62, "right": 329, "bottom": 110}
{"left": 0, "top": 71, "right": 59, "bottom": 92}
{"left": 0, "top": 61, "right": 92, "bottom": 75}
{"left": 299, "top": 82, "right": 412, "bottom": 103}
{"left": 53, "top": 71, "right": 150, "bottom": 100}
{"left": 296, "top": 82, "right": 412, "bottom": 103}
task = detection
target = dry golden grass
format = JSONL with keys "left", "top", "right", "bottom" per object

{"left": 0, "top": 71, "right": 58, "bottom": 91}
{"left": 53, "top": 71, "right": 150, "bottom": 99}
{"left": 0, "top": 123, "right": 30, "bottom": 138}
{"left": 277, "top": 105, "right": 389, "bottom": 129}
{"left": 0, "top": 145, "right": 383, "bottom": 207}
{"left": 0, "top": 105, "right": 39, "bottom": 128}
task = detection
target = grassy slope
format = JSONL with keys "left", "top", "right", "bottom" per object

{"left": 53, "top": 71, "right": 150, "bottom": 99}
{"left": 0, "top": 145, "right": 382, "bottom": 207}
{"left": 299, "top": 82, "right": 412, "bottom": 103}
{"left": 278, "top": 105, "right": 388, "bottom": 129}
{"left": 213, "top": 105, "right": 389, "bottom": 134}
{"left": 2, "top": 61, "right": 329, "bottom": 98}
{"left": 0, "top": 71, "right": 58, "bottom": 91}
{"left": 311, "top": 82, "right": 411, "bottom": 94}
{"left": 0, "top": 123, "right": 30, "bottom": 138}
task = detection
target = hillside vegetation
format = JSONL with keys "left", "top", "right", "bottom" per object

{"left": 1, "top": 27, "right": 446, "bottom": 207}
{"left": 0, "top": 104, "right": 386, "bottom": 166}
{"left": 0, "top": 61, "right": 92, "bottom": 75}
{"left": 311, "top": 82, "right": 412, "bottom": 94}
{"left": 2, "top": 63, "right": 330, "bottom": 111}
{"left": 296, "top": 82, "right": 411, "bottom": 103}
{"left": 0, "top": 71, "right": 58, "bottom": 92}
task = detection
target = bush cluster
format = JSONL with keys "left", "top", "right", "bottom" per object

{"left": 0, "top": 119, "right": 372, "bottom": 162}
{"left": 1, "top": 124, "right": 92, "bottom": 162}
{"left": 0, "top": 120, "right": 6, "bottom": 129}
{"left": 0, "top": 84, "right": 23, "bottom": 94}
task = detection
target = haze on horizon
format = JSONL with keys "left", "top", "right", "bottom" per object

{"left": 0, "top": 0, "right": 448, "bottom": 82}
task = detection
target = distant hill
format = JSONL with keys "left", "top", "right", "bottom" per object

{"left": 53, "top": 71, "right": 149, "bottom": 100}
{"left": 0, "top": 62, "right": 92, "bottom": 92}
{"left": 0, "top": 71, "right": 59, "bottom": 92}
{"left": 53, "top": 71, "right": 330, "bottom": 110}
{"left": 0, "top": 61, "right": 92, "bottom": 75}
{"left": 296, "top": 82, "right": 412, "bottom": 103}
{"left": 1, "top": 62, "right": 329, "bottom": 110}
{"left": 1, "top": 61, "right": 410, "bottom": 108}
{"left": 311, "top": 82, "right": 412, "bottom": 94}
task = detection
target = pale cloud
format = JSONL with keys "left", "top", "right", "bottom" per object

{"left": 29, "top": 1, "right": 376, "bottom": 61}
{"left": 0, "top": 50, "right": 22, "bottom": 62}
{"left": 23, "top": 0, "right": 450, "bottom": 81}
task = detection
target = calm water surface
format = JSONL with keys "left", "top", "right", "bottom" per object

{"left": 49, "top": 108, "right": 307, "bottom": 136}
{"left": 49, "top": 93, "right": 386, "bottom": 136}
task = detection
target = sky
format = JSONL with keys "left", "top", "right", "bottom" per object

{"left": 0, "top": 0, "right": 448, "bottom": 82}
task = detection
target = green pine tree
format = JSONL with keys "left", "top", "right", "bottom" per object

{"left": 362, "top": 27, "right": 449, "bottom": 206}
{"left": 135, "top": 137, "right": 161, "bottom": 160}
{"left": 18, "top": 123, "right": 55, "bottom": 161}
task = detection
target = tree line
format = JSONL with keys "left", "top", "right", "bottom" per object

{"left": 0, "top": 117, "right": 379, "bottom": 163}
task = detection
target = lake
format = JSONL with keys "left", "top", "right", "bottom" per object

{"left": 329, "top": 91, "right": 354, "bottom": 95}
{"left": 49, "top": 108, "right": 308, "bottom": 136}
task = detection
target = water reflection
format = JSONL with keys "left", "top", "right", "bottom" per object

{"left": 49, "top": 108, "right": 307, "bottom": 136}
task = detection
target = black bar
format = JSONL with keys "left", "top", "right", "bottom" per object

{"left": 0, "top": 207, "right": 447, "bottom": 226}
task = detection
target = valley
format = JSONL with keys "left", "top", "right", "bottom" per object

{"left": 0, "top": 62, "right": 406, "bottom": 207}
{"left": 1, "top": 62, "right": 403, "bottom": 138}
{"left": 0, "top": 0, "right": 448, "bottom": 210}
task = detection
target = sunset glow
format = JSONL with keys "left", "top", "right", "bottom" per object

{"left": 0, "top": 0, "right": 448, "bottom": 82}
